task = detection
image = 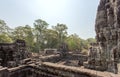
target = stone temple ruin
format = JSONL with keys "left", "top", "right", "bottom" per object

{"left": 84, "top": 0, "right": 120, "bottom": 74}
{"left": 0, "top": 40, "right": 114, "bottom": 77}
{"left": 0, "top": 39, "right": 30, "bottom": 67}
{"left": 0, "top": 40, "right": 97, "bottom": 77}
{"left": 0, "top": 0, "right": 120, "bottom": 77}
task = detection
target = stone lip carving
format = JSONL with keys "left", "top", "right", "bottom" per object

{"left": 85, "top": 0, "right": 120, "bottom": 74}
{"left": 0, "top": 39, "right": 31, "bottom": 67}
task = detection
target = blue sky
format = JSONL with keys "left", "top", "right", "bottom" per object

{"left": 0, "top": 0, "right": 99, "bottom": 39}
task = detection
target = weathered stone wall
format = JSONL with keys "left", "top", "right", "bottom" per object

{"left": 0, "top": 40, "right": 31, "bottom": 67}
{"left": 0, "top": 67, "right": 8, "bottom": 77}
{"left": 0, "top": 60, "right": 119, "bottom": 77}
{"left": 0, "top": 62, "right": 106, "bottom": 77}
{"left": 40, "top": 53, "right": 87, "bottom": 67}
{"left": 40, "top": 54, "right": 61, "bottom": 63}
{"left": 95, "top": 0, "right": 120, "bottom": 73}
{"left": 62, "top": 53, "right": 87, "bottom": 66}
{"left": 65, "top": 53, "right": 87, "bottom": 61}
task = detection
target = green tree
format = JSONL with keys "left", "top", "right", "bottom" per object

{"left": 44, "top": 29, "right": 58, "bottom": 48}
{"left": 12, "top": 26, "right": 25, "bottom": 40}
{"left": 23, "top": 25, "right": 34, "bottom": 52}
{"left": 52, "top": 23, "right": 68, "bottom": 45}
{"left": 86, "top": 38, "right": 96, "bottom": 44}
{"left": 34, "top": 19, "right": 49, "bottom": 52}
{"left": 0, "top": 19, "right": 9, "bottom": 34}
{"left": 0, "top": 34, "right": 12, "bottom": 43}
{"left": 66, "top": 34, "right": 81, "bottom": 51}
{"left": 11, "top": 25, "right": 34, "bottom": 52}
{"left": 0, "top": 19, "right": 12, "bottom": 43}
{"left": 0, "top": 19, "right": 96, "bottom": 54}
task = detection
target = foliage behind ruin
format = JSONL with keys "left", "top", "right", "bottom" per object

{"left": 0, "top": 19, "right": 96, "bottom": 53}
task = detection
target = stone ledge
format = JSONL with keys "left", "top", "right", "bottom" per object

{"left": 41, "top": 62, "right": 120, "bottom": 77}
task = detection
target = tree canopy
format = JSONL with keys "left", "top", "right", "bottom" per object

{"left": 0, "top": 19, "right": 96, "bottom": 54}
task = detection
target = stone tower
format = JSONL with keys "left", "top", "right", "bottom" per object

{"left": 95, "top": 0, "right": 120, "bottom": 73}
